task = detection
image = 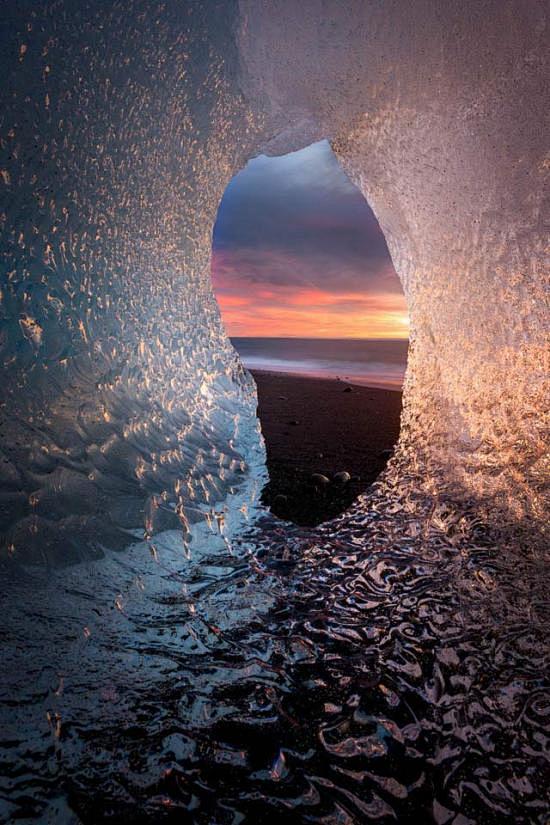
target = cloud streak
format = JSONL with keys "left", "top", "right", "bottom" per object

{"left": 211, "top": 140, "right": 407, "bottom": 337}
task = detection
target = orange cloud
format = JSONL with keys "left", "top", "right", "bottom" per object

{"left": 216, "top": 295, "right": 409, "bottom": 338}
{"left": 212, "top": 248, "right": 408, "bottom": 339}
{"left": 217, "top": 295, "right": 250, "bottom": 307}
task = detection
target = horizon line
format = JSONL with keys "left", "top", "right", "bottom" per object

{"left": 229, "top": 335, "right": 409, "bottom": 341}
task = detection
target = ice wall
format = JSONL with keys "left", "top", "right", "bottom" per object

{"left": 0, "top": 3, "right": 548, "bottom": 820}
{"left": 0, "top": 1, "right": 268, "bottom": 563}
{"left": 0, "top": 0, "right": 547, "bottom": 564}
{"left": 239, "top": 0, "right": 549, "bottom": 538}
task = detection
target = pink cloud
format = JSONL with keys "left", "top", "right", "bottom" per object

{"left": 212, "top": 247, "right": 408, "bottom": 338}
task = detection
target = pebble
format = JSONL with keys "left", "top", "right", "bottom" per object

{"left": 333, "top": 471, "right": 351, "bottom": 484}
{"left": 273, "top": 494, "right": 288, "bottom": 507}
{"left": 311, "top": 473, "right": 330, "bottom": 487}
{"left": 343, "top": 386, "right": 353, "bottom": 392}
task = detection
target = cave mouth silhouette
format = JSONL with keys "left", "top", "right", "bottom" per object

{"left": 211, "top": 141, "right": 408, "bottom": 525}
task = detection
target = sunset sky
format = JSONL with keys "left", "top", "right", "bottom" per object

{"left": 212, "top": 140, "right": 408, "bottom": 339}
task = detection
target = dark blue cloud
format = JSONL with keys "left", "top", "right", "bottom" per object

{"left": 213, "top": 140, "right": 400, "bottom": 295}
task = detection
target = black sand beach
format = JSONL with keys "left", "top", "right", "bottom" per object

{"left": 251, "top": 370, "right": 403, "bottom": 526}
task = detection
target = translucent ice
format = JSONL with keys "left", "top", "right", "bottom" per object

{"left": 0, "top": 1, "right": 546, "bottom": 561}
{"left": 0, "top": 2, "right": 548, "bottom": 821}
{"left": 238, "top": 0, "right": 549, "bottom": 538}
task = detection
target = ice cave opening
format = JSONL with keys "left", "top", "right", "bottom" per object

{"left": 0, "top": 1, "right": 548, "bottom": 822}
{"left": 211, "top": 140, "right": 409, "bottom": 525}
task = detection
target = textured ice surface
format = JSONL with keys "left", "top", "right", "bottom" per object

{"left": 0, "top": 1, "right": 267, "bottom": 562}
{"left": 0, "top": 1, "right": 548, "bottom": 822}
{"left": 239, "top": 0, "right": 549, "bottom": 536}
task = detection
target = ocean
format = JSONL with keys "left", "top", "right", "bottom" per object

{"left": 231, "top": 337, "right": 408, "bottom": 389}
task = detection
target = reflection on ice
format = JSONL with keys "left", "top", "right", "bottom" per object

{"left": 1, "top": 474, "right": 547, "bottom": 821}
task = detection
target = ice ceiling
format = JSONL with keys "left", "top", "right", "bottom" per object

{"left": 0, "top": 2, "right": 548, "bottom": 821}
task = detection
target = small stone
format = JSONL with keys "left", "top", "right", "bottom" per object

{"left": 273, "top": 493, "right": 288, "bottom": 507}
{"left": 333, "top": 471, "right": 351, "bottom": 484}
{"left": 324, "top": 702, "right": 342, "bottom": 714}
{"left": 311, "top": 473, "right": 330, "bottom": 487}
{"left": 343, "top": 386, "right": 353, "bottom": 392}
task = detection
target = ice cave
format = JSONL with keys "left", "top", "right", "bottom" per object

{"left": 0, "top": 1, "right": 548, "bottom": 822}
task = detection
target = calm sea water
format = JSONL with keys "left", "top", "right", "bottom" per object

{"left": 231, "top": 337, "right": 408, "bottom": 389}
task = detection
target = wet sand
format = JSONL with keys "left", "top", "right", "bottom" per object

{"left": 251, "top": 370, "right": 403, "bottom": 526}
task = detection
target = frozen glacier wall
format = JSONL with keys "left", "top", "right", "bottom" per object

{"left": 239, "top": 0, "right": 549, "bottom": 539}
{"left": 0, "top": 1, "right": 270, "bottom": 563}
{"left": 0, "top": 2, "right": 548, "bottom": 822}
{"left": 1, "top": 0, "right": 546, "bottom": 567}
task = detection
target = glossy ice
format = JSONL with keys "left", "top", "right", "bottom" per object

{"left": 0, "top": 1, "right": 547, "bottom": 821}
